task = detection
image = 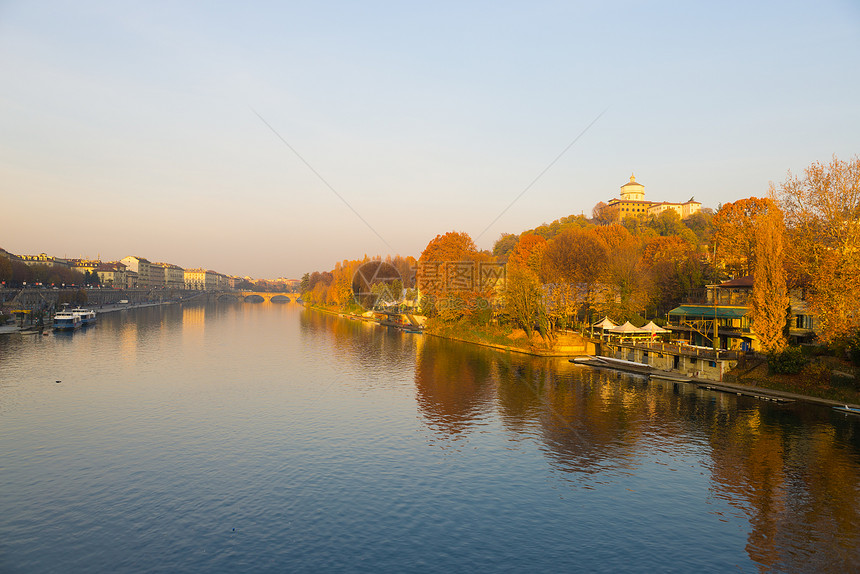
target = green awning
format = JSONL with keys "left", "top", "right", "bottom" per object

{"left": 668, "top": 305, "right": 748, "bottom": 319}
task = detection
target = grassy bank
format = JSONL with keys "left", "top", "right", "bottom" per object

{"left": 424, "top": 318, "right": 591, "bottom": 357}
{"left": 425, "top": 319, "right": 533, "bottom": 349}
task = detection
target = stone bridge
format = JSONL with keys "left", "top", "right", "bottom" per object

{"left": 217, "top": 291, "right": 299, "bottom": 303}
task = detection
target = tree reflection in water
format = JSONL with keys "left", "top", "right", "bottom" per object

{"left": 413, "top": 334, "right": 860, "bottom": 571}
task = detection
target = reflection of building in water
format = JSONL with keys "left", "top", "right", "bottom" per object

{"left": 182, "top": 306, "right": 206, "bottom": 328}
{"left": 182, "top": 306, "right": 207, "bottom": 347}
{"left": 119, "top": 321, "right": 139, "bottom": 366}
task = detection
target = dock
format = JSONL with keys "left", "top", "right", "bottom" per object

{"left": 570, "top": 355, "right": 860, "bottom": 410}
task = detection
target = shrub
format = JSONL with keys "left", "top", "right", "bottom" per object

{"left": 846, "top": 331, "right": 860, "bottom": 367}
{"left": 767, "top": 346, "right": 809, "bottom": 375}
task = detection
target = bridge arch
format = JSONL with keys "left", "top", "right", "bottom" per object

{"left": 229, "top": 291, "right": 298, "bottom": 303}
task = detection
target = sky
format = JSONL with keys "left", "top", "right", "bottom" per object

{"left": 1, "top": 1, "right": 858, "bottom": 279}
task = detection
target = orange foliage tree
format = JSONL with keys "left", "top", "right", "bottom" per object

{"left": 505, "top": 234, "right": 550, "bottom": 341}
{"left": 541, "top": 228, "right": 608, "bottom": 325}
{"left": 417, "top": 231, "right": 491, "bottom": 320}
{"left": 778, "top": 155, "right": 860, "bottom": 343}
{"left": 712, "top": 197, "right": 774, "bottom": 276}
{"left": 750, "top": 204, "right": 789, "bottom": 353}
{"left": 507, "top": 233, "right": 546, "bottom": 276}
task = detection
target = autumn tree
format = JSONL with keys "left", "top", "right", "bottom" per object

{"left": 493, "top": 233, "right": 519, "bottom": 261}
{"left": 507, "top": 233, "right": 546, "bottom": 276}
{"left": 541, "top": 228, "right": 608, "bottom": 325}
{"left": 417, "top": 231, "right": 487, "bottom": 320}
{"left": 647, "top": 210, "right": 698, "bottom": 245}
{"left": 328, "top": 260, "right": 358, "bottom": 308}
{"left": 600, "top": 234, "right": 649, "bottom": 322}
{"left": 391, "top": 255, "right": 418, "bottom": 289}
{"left": 504, "top": 234, "right": 551, "bottom": 342}
{"left": 641, "top": 235, "right": 708, "bottom": 318}
{"left": 750, "top": 204, "right": 789, "bottom": 353}
{"left": 712, "top": 197, "right": 773, "bottom": 276}
{"left": 683, "top": 209, "right": 715, "bottom": 247}
{"left": 524, "top": 214, "right": 592, "bottom": 241}
{"left": 593, "top": 202, "right": 619, "bottom": 224}
{"left": 778, "top": 155, "right": 860, "bottom": 343}
{"left": 505, "top": 265, "right": 545, "bottom": 341}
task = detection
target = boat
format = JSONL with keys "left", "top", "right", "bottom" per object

{"left": 53, "top": 309, "right": 82, "bottom": 331}
{"left": 72, "top": 307, "right": 97, "bottom": 326}
{"left": 833, "top": 405, "right": 860, "bottom": 415}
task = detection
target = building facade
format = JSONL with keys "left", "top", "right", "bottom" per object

{"left": 18, "top": 253, "right": 71, "bottom": 269}
{"left": 184, "top": 268, "right": 217, "bottom": 291}
{"left": 95, "top": 262, "right": 128, "bottom": 288}
{"left": 666, "top": 276, "right": 818, "bottom": 351}
{"left": 68, "top": 259, "right": 102, "bottom": 274}
{"left": 153, "top": 263, "right": 185, "bottom": 290}
{"left": 121, "top": 256, "right": 153, "bottom": 288}
{"left": 604, "top": 174, "right": 702, "bottom": 221}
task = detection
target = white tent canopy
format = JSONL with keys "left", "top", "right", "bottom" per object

{"left": 592, "top": 317, "right": 617, "bottom": 330}
{"left": 609, "top": 321, "right": 645, "bottom": 334}
{"left": 640, "top": 321, "right": 670, "bottom": 334}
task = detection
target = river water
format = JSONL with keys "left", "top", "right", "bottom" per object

{"left": 1, "top": 302, "right": 859, "bottom": 573}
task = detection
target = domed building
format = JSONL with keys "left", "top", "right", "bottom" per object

{"left": 620, "top": 174, "right": 645, "bottom": 201}
{"left": 604, "top": 174, "right": 701, "bottom": 221}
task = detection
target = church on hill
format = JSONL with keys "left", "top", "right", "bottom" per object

{"left": 604, "top": 174, "right": 701, "bottom": 221}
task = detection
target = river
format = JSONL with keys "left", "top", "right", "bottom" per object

{"left": 1, "top": 301, "right": 859, "bottom": 572}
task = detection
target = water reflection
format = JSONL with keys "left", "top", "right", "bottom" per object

{"left": 4, "top": 304, "right": 859, "bottom": 572}
{"left": 414, "top": 338, "right": 495, "bottom": 436}
{"left": 410, "top": 332, "right": 860, "bottom": 571}
{"left": 707, "top": 406, "right": 860, "bottom": 571}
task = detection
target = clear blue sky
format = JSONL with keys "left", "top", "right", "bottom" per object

{"left": 2, "top": 1, "right": 858, "bottom": 278}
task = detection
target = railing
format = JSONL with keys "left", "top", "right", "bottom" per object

{"left": 682, "top": 291, "right": 750, "bottom": 306}
{"left": 607, "top": 340, "right": 745, "bottom": 361}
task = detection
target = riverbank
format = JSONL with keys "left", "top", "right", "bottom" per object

{"left": 422, "top": 318, "right": 594, "bottom": 357}
{"left": 302, "top": 303, "right": 593, "bottom": 357}
{"left": 0, "top": 298, "right": 191, "bottom": 335}
{"left": 301, "top": 303, "right": 860, "bottom": 410}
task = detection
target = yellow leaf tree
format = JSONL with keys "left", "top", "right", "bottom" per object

{"left": 750, "top": 202, "right": 789, "bottom": 353}
{"left": 778, "top": 155, "right": 860, "bottom": 343}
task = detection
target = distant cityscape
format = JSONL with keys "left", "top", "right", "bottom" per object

{"left": 0, "top": 248, "right": 299, "bottom": 292}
